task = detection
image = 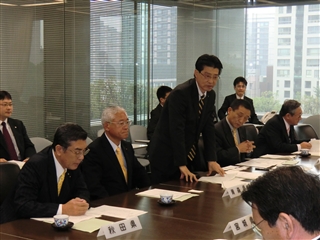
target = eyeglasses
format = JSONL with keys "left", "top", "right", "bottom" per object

{"left": 251, "top": 219, "right": 264, "bottom": 236}
{"left": 68, "top": 148, "right": 90, "bottom": 157}
{"left": 200, "top": 72, "right": 220, "bottom": 81}
{"left": 108, "top": 120, "right": 132, "bottom": 127}
{"left": 0, "top": 103, "right": 13, "bottom": 107}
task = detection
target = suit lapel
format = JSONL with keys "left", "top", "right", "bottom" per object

{"left": 7, "top": 119, "right": 21, "bottom": 151}
{"left": 222, "top": 119, "right": 235, "bottom": 146}
{"left": 47, "top": 151, "right": 59, "bottom": 202}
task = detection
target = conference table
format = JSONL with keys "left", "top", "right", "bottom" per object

{"left": 0, "top": 155, "right": 319, "bottom": 240}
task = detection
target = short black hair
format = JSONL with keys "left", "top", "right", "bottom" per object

{"left": 0, "top": 91, "right": 12, "bottom": 101}
{"left": 233, "top": 76, "right": 247, "bottom": 87}
{"left": 156, "top": 86, "right": 172, "bottom": 102}
{"left": 230, "top": 99, "right": 251, "bottom": 112}
{"left": 242, "top": 166, "right": 320, "bottom": 234}
{"left": 195, "top": 54, "right": 223, "bottom": 75}
{"left": 279, "top": 99, "right": 301, "bottom": 117}
{"left": 52, "top": 123, "right": 87, "bottom": 150}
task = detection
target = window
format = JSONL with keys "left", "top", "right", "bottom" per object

{"left": 309, "top": 5, "right": 320, "bottom": 12}
{"left": 279, "top": 17, "right": 291, "bottom": 24}
{"left": 277, "top": 69, "right": 290, "bottom": 77}
{"left": 315, "top": 70, "right": 319, "bottom": 78}
{"left": 308, "top": 15, "right": 320, "bottom": 23}
{"left": 278, "top": 48, "right": 290, "bottom": 56}
{"left": 305, "top": 81, "right": 312, "bottom": 88}
{"left": 306, "top": 70, "right": 312, "bottom": 76}
{"left": 307, "top": 48, "right": 320, "bottom": 56}
{"left": 278, "top": 59, "right": 290, "bottom": 66}
{"left": 305, "top": 91, "right": 311, "bottom": 96}
{"left": 284, "top": 91, "right": 290, "bottom": 98}
{"left": 307, "top": 59, "right": 319, "bottom": 67}
{"left": 278, "top": 38, "right": 291, "bottom": 45}
{"left": 278, "top": 27, "right": 291, "bottom": 35}
{"left": 308, "top": 26, "right": 320, "bottom": 34}
{"left": 307, "top": 37, "right": 320, "bottom": 45}
{"left": 284, "top": 80, "right": 290, "bottom": 87}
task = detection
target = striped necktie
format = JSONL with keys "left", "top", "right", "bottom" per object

{"left": 57, "top": 169, "right": 66, "bottom": 195}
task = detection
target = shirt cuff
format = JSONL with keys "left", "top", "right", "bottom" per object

{"left": 297, "top": 144, "right": 301, "bottom": 151}
{"left": 57, "top": 204, "right": 62, "bottom": 215}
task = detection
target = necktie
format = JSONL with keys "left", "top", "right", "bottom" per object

{"left": 57, "top": 169, "right": 66, "bottom": 195}
{"left": 232, "top": 128, "right": 239, "bottom": 146}
{"left": 116, "top": 147, "right": 127, "bottom": 182}
{"left": 1, "top": 122, "right": 18, "bottom": 160}
{"left": 188, "top": 95, "right": 205, "bottom": 161}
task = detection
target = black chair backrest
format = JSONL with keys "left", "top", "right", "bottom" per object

{"left": 294, "top": 124, "right": 319, "bottom": 140}
{"left": 239, "top": 124, "right": 258, "bottom": 142}
{"left": 0, "top": 162, "right": 20, "bottom": 205}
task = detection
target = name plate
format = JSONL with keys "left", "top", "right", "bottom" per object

{"left": 97, "top": 216, "right": 142, "bottom": 239}
{"left": 223, "top": 214, "right": 253, "bottom": 235}
{"left": 222, "top": 183, "right": 247, "bottom": 199}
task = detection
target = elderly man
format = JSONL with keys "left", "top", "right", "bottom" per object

{"left": 242, "top": 166, "right": 320, "bottom": 240}
{"left": 0, "top": 123, "right": 90, "bottom": 224}
{"left": 82, "top": 105, "right": 150, "bottom": 200}
{"left": 253, "top": 99, "right": 311, "bottom": 157}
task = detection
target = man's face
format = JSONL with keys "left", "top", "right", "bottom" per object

{"left": 56, "top": 140, "right": 87, "bottom": 170}
{"left": 105, "top": 110, "right": 129, "bottom": 145}
{"left": 234, "top": 82, "right": 246, "bottom": 97}
{"left": 227, "top": 106, "right": 251, "bottom": 129}
{"left": 0, "top": 98, "right": 13, "bottom": 121}
{"left": 194, "top": 66, "right": 220, "bottom": 93}
{"left": 285, "top": 107, "right": 302, "bottom": 125}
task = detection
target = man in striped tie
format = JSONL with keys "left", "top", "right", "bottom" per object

{"left": 149, "top": 54, "right": 225, "bottom": 184}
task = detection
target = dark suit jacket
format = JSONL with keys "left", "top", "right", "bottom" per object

{"left": 147, "top": 103, "right": 162, "bottom": 140}
{"left": 253, "top": 115, "right": 306, "bottom": 157}
{"left": 0, "top": 146, "right": 90, "bottom": 223}
{"left": 215, "top": 118, "right": 247, "bottom": 167}
{"left": 148, "top": 78, "right": 217, "bottom": 183}
{"left": 81, "top": 134, "right": 150, "bottom": 200}
{"left": 0, "top": 118, "right": 36, "bottom": 160}
{"left": 218, "top": 94, "right": 263, "bottom": 124}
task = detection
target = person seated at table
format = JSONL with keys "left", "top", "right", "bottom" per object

{"left": 81, "top": 105, "right": 150, "bottom": 200}
{"left": 0, "top": 123, "right": 90, "bottom": 224}
{"left": 147, "top": 85, "right": 172, "bottom": 140}
{"left": 218, "top": 76, "right": 263, "bottom": 124}
{"left": 242, "top": 166, "right": 320, "bottom": 240}
{"left": 0, "top": 90, "right": 36, "bottom": 162}
{"left": 253, "top": 99, "right": 312, "bottom": 157}
{"left": 215, "top": 99, "right": 255, "bottom": 167}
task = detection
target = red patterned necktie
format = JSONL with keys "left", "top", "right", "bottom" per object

{"left": 1, "top": 122, "right": 18, "bottom": 160}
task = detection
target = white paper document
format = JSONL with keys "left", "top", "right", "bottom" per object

{"left": 8, "top": 160, "right": 25, "bottom": 169}
{"left": 260, "top": 154, "right": 296, "bottom": 160}
{"left": 237, "top": 158, "right": 286, "bottom": 169}
{"left": 309, "top": 139, "right": 320, "bottom": 156}
{"left": 136, "top": 188, "right": 197, "bottom": 202}
{"left": 198, "top": 173, "right": 237, "bottom": 184}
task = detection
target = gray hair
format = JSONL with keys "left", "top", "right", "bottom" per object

{"left": 279, "top": 99, "right": 301, "bottom": 117}
{"left": 101, "top": 105, "right": 127, "bottom": 125}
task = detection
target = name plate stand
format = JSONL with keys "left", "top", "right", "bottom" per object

{"left": 97, "top": 216, "right": 142, "bottom": 239}
{"left": 222, "top": 183, "right": 247, "bottom": 199}
{"left": 223, "top": 214, "right": 253, "bottom": 235}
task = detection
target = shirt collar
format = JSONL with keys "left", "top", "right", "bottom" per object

{"left": 53, "top": 149, "right": 65, "bottom": 180}
{"left": 283, "top": 117, "right": 291, "bottom": 131}
{"left": 195, "top": 80, "right": 207, "bottom": 100}
{"left": 226, "top": 117, "right": 236, "bottom": 132}
{"left": 105, "top": 132, "right": 121, "bottom": 152}
{"left": 236, "top": 94, "right": 244, "bottom": 99}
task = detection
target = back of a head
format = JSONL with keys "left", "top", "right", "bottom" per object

{"left": 279, "top": 99, "right": 301, "bottom": 117}
{"left": 230, "top": 99, "right": 251, "bottom": 112}
{"left": 156, "top": 86, "right": 172, "bottom": 101}
{"left": 233, "top": 76, "right": 247, "bottom": 87}
{"left": 0, "top": 90, "right": 12, "bottom": 101}
{"left": 242, "top": 166, "right": 320, "bottom": 233}
{"left": 52, "top": 123, "right": 87, "bottom": 150}
{"left": 195, "top": 54, "right": 223, "bottom": 74}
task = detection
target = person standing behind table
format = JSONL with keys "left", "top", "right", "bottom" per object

{"left": 82, "top": 105, "right": 150, "bottom": 200}
{"left": 147, "top": 85, "right": 172, "bottom": 140}
{"left": 0, "top": 123, "right": 90, "bottom": 224}
{"left": 215, "top": 99, "right": 256, "bottom": 167}
{"left": 242, "top": 166, "right": 320, "bottom": 240}
{"left": 253, "top": 99, "right": 312, "bottom": 157}
{"left": 218, "top": 76, "right": 263, "bottom": 124}
{"left": 0, "top": 90, "right": 36, "bottom": 162}
{"left": 148, "top": 54, "right": 225, "bottom": 184}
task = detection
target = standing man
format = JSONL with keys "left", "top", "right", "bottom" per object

{"left": 0, "top": 90, "right": 36, "bottom": 162}
{"left": 218, "top": 77, "right": 263, "bottom": 124}
{"left": 215, "top": 99, "right": 255, "bottom": 167}
{"left": 148, "top": 54, "right": 225, "bottom": 184}
{"left": 147, "top": 85, "right": 172, "bottom": 140}
{"left": 242, "top": 166, "right": 320, "bottom": 240}
{"left": 0, "top": 123, "right": 90, "bottom": 223}
{"left": 253, "top": 99, "right": 311, "bottom": 157}
{"left": 82, "top": 105, "right": 150, "bottom": 200}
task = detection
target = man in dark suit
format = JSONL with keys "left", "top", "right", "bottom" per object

{"left": 253, "top": 100, "right": 312, "bottom": 157}
{"left": 148, "top": 54, "right": 225, "bottom": 184}
{"left": 218, "top": 77, "right": 263, "bottom": 124}
{"left": 0, "top": 123, "right": 90, "bottom": 224}
{"left": 0, "top": 90, "right": 35, "bottom": 162}
{"left": 147, "top": 85, "right": 172, "bottom": 140}
{"left": 82, "top": 105, "right": 150, "bottom": 200}
{"left": 215, "top": 99, "right": 255, "bottom": 167}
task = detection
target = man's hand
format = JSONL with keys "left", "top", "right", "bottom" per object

{"left": 301, "top": 142, "right": 312, "bottom": 149}
{"left": 0, "top": 158, "right": 7, "bottom": 162}
{"left": 179, "top": 166, "right": 198, "bottom": 182}
{"left": 62, "top": 198, "right": 89, "bottom": 216}
{"left": 207, "top": 161, "right": 225, "bottom": 176}
{"left": 23, "top": 158, "right": 30, "bottom": 162}
{"left": 237, "top": 140, "right": 256, "bottom": 153}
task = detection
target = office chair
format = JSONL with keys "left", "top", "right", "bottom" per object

{"left": 97, "top": 128, "right": 104, "bottom": 137}
{"left": 30, "top": 137, "right": 53, "bottom": 153}
{"left": 86, "top": 137, "right": 93, "bottom": 145}
{"left": 302, "top": 115, "right": 320, "bottom": 138}
{"left": 0, "top": 162, "right": 20, "bottom": 205}
{"left": 239, "top": 124, "right": 259, "bottom": 142}
{"left": 294, "top": 124, "right": 319, "bottom": 140}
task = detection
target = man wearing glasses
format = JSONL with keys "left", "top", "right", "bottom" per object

{"left": 0, "top": 123, "right": 90, "bottom": 224}
{"left": 0, "top": 90, "right": 36, "bottom": 162}
{"left": 82, "top": 105, "right": 150, "bottom": 200}
{"left": 242, "top": 166, "right": 320, "bottom": 240}
{"left": 148, "top": 54, "right": 225, "bottom": 184}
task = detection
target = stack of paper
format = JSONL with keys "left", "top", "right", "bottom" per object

{"left": 136, "top": 188, "right": 198, "bottom": 202}
{"left": 260, "top": 154, "right": 296, "bottom": 160}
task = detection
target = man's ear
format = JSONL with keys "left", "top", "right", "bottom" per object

{"left": 277, "top": 212, "right": 294, "bottom": 239}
